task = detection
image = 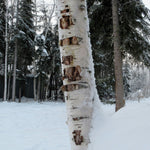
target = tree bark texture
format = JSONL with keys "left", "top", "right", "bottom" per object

{"left": 57, "top": 0, "right": 99, "bottom": 150}
{"left": 12, "top": 41, "right": 18, "bottom": 101}
{"left": 112, "top": 0, "right": 125, "bottom": 111}
{"left": 12, "top": 0, "right": 19, "bottom": 102}
{"left": 4, "top": 0, "right": 8, "bottom": 101}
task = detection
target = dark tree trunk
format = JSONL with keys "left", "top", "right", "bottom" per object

{"left": 112, "top": 0, "right": 125, "bottom": 111}
{"left": 7, "top": 64, "right": 12, "bottom": 101}
{"left": 55, "top": 76, "right": 58, "bottom": 100}
{"left": 37, "top": 76, "right": 41, "bottom": 102}
{"left": 19, "top": 87, "right": 21, "bottom": 103}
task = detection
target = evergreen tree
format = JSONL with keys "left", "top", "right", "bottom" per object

{"left": 45, "top": 26, "right": 62, "bottom": 100}
{"left": 87, "top": 0, "right": 150, "bottom": 100}
{"left": 0, "top": 0, "right": 6, "bottom": 61}
{"left": 17, "top": 0, "right": 35, "bottom": 76}
{"left": 34, "top": 25, "right": 62, "bottom": 101}
{"left": 10, "top": 0, "right": 35, "bottom": 101}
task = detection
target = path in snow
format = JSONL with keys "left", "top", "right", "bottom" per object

{"left": 0, "top": 102, "right": 70, "bottom": 150}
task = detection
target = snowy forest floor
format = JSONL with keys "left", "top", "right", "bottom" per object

{"left": 89, "top": 98, "right": 150, "bottom": 150}
{"left": 0, "top": 101, "right": 70, "bottom": 150}
{"left": 0, "top": 98, "right": 150, "bottom": 150}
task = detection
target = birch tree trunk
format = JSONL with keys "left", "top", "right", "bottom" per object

{"left": 12, "top": 41, "right": 18, "bottom": 101}
{"left": 57, "top": 0, "right": 98, "bottom": 149}
{"left": 12, "top": 0, "right": 19, "bottom": 102}
{"left": 3, "top": 0, "right": 8, "bottom": 101}
{"left": 33, "top": 0, "right": 37, "bottom": 101}
{"left": 112, "top": 0, "right": 125, "bottom": 111}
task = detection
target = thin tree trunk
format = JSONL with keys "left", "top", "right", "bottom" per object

{"left": 55, "top": 76, "right": 58, "bottom": 100}
{"left": 19, "top": 87, "right": 21, "bottom": 103}
{"left": 46, "top": 75, "right": 50, "bottom": 100}
{"left": 112, "top": 0, "right": 125, "bottom": 111}
{"left": 12, "top": 42, "right": 18, "bottom": 101}
{"left": 37, "top": 76, "right": 41, "bottom": 102}
{"left": 12, "top": 0, "right": 19, "bottom": 102}
{"left": 57, "top": 0, "right": 99, "bottom": 149}
{"left": 7, "top": 65, "right": 11, "bottom": 101}
{"left": 44, "top": 0, "right": 55, "bottom": 41}
{"left": 33, "top": 0, "right": 37, "bottom": 101}
{"left": 3, "top": 0, "right": 8, "bottom": 101}
{"left": 34, "top": 76, "right": 37, "bottom": 101}
{"left": 49, "top": 74, "right": 52, "bottom": 99}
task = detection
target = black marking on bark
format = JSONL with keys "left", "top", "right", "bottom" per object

{"left": 72, "top": 130, "right": 83, "bottom": 145}
{"left": 72, "top": 106, "right": 78, "bottom": 109}
{"left": 65, "top": 96, "right": 69, "bottom": 100}
{"left": 80, "top": 5, "right": 85, "bottom": 11}
{"left": 73, "top": 117, "right": 89, "bottom": 121}
{"left": 61, "top": 9, "right": 70, "bottom": 13}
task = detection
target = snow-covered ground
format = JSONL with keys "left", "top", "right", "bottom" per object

{"left": 0, "top": 101, "right": 70, "bottom": 150}
{"left": 0, "top": 99, "right": 150, "bottom": 150}
{"left": 89, "top": 98, "right": 150, "bottom": 150}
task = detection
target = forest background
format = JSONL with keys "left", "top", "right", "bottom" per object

{"left": 0, "top": 0, "right": 150, "bottom": 103}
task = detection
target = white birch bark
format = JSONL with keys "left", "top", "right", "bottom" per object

{"left": 57, "top": 0, "right": 99, "bottom": 150}
{"left": 34, "top": 0, "right": 37, "bottom": 101}
{"left": 12, "top": 0, "right": 19, "bottom": 102}
{"left": 4, "top": 0, "right": 8, "bottom": 101}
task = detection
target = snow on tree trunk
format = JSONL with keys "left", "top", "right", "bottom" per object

{"left": 112, "top": 0, "right": 125, "bottom": 111}
{"left": 57, "top": 0, "right": 99, "bottom": 150}
{"left": 4, "top": 0, "right": 8, "bottom": 101}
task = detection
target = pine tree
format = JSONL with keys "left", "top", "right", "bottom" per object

{"left": 11, "top": 0, "right": 35, "bottom": 101}
{"left": 46, "top": 26, "right": 62, "bottom": 100}
{"left": 17, "top": 0, "right": 35, "bottom": 76}
{"left": 0, "top": 0, "right": 6, "bottom": 62}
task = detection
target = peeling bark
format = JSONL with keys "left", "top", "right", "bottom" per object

{"left": 61, "top": 84, "right": 88, "bottom": 92}
{"left": 73, "top": 130, "right": 83, "bottom": 145}
{"left": 60, "top": 36, "right": 78, "bottom": 46}
{"left": 62, "top": 55, "right": 73, "bottom": 65}
{"left": 63, "top": 66, "right": 82, "bottom": 81}
{"left": 57, "top": 0, "right": 99, "bottom": 149}
{"left": 60, "top": 15, "right": 73, "bottom": 29}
